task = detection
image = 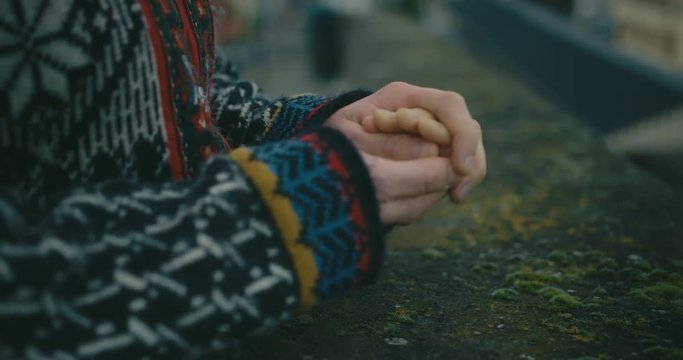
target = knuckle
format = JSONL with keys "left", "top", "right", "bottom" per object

{"left": 471, "top": 118, "right": 481, "bottom": 130}
{"left": 388, "top": 81, "right": 410, "bottom": 90}
{"left": 395, "top": 108, "right": 411, "bottom": 118}
{"left": 470, "top": 160, "right": 487, "bottom": 185}
{"left": 470, "top": 119, "right": 482, "bottom": 135}
{"left": 445, "top": 91, "right": 466, "bottom": 105}
{"left": 383, "top": 81, "right": 410, "bottom": 93}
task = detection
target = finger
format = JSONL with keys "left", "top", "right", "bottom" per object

{"left": 449, "top": 119, "right": 482, "bottom": 176}
{"left": 369, "top": 156, "right": 460, "bottom": 200}
{"left": 380, "top": 192, "right": 447, "bottom": 225}
{"left": 371, "top": 108, "right": 451, "bottom": 147}
{"left": 450, "top": 139, "right": 487, "bottom": 202}
{"left": 417, "top": 116, "right": 450, "bottom": 146}
{"left": 395, "top": 108, "right": 423, "bottom": 134}
{"left": 374, "top": 109, "right": 401, "bottom": 132}
{"left": 328, "top": 116, "right": 440, "bottom": 160}
{"left": 356, "top": 131, "right": 440, "bottom": 160}
{"left": 395, "top": 108, "right": 450, "bottom": 146}
{"left": 373, "top": 83, "right": 480, "bottom": 175}
{"left": 361, "top": 115, "right": 380, "bottom": 133}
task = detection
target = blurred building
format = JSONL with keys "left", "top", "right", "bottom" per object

{"left": 610, "top": 0, "right": 683, "bottom": 71}
{"left": 531, "top": 0, "right": 682, "bottom": 71}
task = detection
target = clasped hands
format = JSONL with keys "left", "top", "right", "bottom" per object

{"left": 326, "top": 82, "right": 486, "bottom": 225}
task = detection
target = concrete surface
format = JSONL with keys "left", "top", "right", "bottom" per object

{"left": 223, "top": 12, "right": 683, "bottom": 360}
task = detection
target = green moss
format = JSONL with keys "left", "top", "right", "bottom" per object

{"left": 591, "top": 286, "right": 608, "bottom": 296}
{"left": 643, "top": 346, "right": 683, "bottom": 360}
{"left": 298, "top": 314, "right": 315, "bottom": 324}
{"left": 647, "top": 268, "right": 669, "bottom": 282}
{"left": 638, "top": 338, "right": 659, "bottom": 347}
{"left": 583, "top": 250, "right": 607, "bottom": 264}
{"left": 528, "top": 258, "right": 554, "bottom": 268}
{"left": 512, "top": 280, "right": 546, "bottom": 293}
{"left": 491, "top": 288, "right": 518, "bottom": 301}
{"left": 589, "top": 268, "right": 619, "bottom": 281}
{"left": 548, "top": 250, "right": 570, "bottom": 265}
{"left": 670, "top": 273, "right": 683, "bottom": 285}
{"left": 627, "top": 254, "right": 652, "bottom": 271}
{"left": 642, "top": 283, "right": 683, "bottom": 300}
{"left": 506, "top": 270, "right": 561, "bottom": 284}
{"left": 584, "top": 302, "right": 601, "bottom": 310}
{"left": 548, "top": 293, "right": 583, "bottom": 309}
{"left": 537, "top": 286, "right": 567, "bottom": 299}
{"left": 631, "top": 281, "right": 683, "bottom": 314}
{"left": 629, "top": 289, "right": 653, "bottom": 302}
{"left": 421, "top": 248, "right": 447, "bottom": 260}
{"left": 472, "top": 262, "right": 499, "bottom": 275}
{"left": 540, "top": 318, "right": 587, "bottom": 335}
{"left": 621, "top": 267, "right": 648, "bottom": 281}
{"left": 643, "top": 346, "right": 668, "bottom": 358}
{"left": 382, "top": 323, "right": 400, "bottom": 337}
{"left": 538, "top": 287, "right": 583, "bottom": 309}
{"left": 597, "top": 257, "right": 618, "bottom": 270}
{"left": 540, "top": 318, "right": 566, "bottom": 333}
{"left": 564, "top": 266, "right": 589, "bottom": 282}
{"left": 672, "top": 299, "right": 683, "bottom": 315}
{"left": 663, "top": 348, "right": 683, "bottom": 360}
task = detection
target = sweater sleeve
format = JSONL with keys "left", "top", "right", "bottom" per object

{"left": 0, "top": 128, "right": 383, "bottom": 359}
{"left": 211, "top": 58, "right": 371, "bottom": 147}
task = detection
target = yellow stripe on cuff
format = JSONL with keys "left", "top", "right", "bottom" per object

{"left": 230, "top": 147, "right": 318, "bottom": 312}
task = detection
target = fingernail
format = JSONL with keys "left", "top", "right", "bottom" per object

{"left": 375, "top": 109, "right": 395, "bottom": 119}
{"left": 459, "top": 184, "right": 471, "bottom": 199}
{"left": 464, "top": 155, "right": 474, "bottom": 172}
{"left": 361, "top": 115, "right": 374, "bottom": 130}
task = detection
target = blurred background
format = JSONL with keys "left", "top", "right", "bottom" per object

{"left": 212, "top": 0, "right": 683, "bottom": 192}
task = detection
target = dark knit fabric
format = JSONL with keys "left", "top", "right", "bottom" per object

{"left": 0, "top": 0, "right": 383, "bottom": 358}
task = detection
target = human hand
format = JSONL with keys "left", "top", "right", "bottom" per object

{"left": 361, "top": 108, "right": 451, "bottom": 148}
{"left": 327, "top": 82, "right": 487, "bottom": 203}
{"left": 326, "top": 115, "right": 458, "bottom": 224}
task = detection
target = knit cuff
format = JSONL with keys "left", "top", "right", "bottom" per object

{"left": 230, "top": 126, "right": 383, "bottom": 311}
{"left": 305, "top": 90, "right": 372, "bottom": 127}
{"left": 263, "top": 90, "right": 372, "bottom": 142}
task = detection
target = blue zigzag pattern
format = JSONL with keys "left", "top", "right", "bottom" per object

{"left": 265, "top": 95, "right": 330, "bottom": 142}
{"left": 251, "top": 140, "right": 360, "bottom": 299}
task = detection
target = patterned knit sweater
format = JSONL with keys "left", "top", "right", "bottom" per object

{"left": 0, "top": 0, "right": 383, "bottom": 358}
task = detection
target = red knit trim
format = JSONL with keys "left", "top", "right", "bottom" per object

{"left": 304, "top": 100, "right": 333, "bottom": 122}
{"left": 177, "top": 0, "right": 202, "bottom": 80}
{"left": 290, "top": 100, "right": 333, "bottom": 134}
{"left": 139, "top": 0, "right": 186, "bottom": 180}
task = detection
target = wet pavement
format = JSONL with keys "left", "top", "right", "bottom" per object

{"left": 224, "top": 12, "right": 683, "bottom": 360}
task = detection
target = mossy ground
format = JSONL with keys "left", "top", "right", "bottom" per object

{"left": 230, "top": 13, "right": 683, "bottom": 360}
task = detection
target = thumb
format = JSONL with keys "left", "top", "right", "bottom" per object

{"left": 362, "top": 153, "right": 459, "bottom": 201}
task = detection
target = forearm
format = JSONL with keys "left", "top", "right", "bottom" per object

{"left": 0, "top": 128, "right": 383, "bottom": 358}
{"left": 211, "top": 59, "right": 370, "bottom": 146}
